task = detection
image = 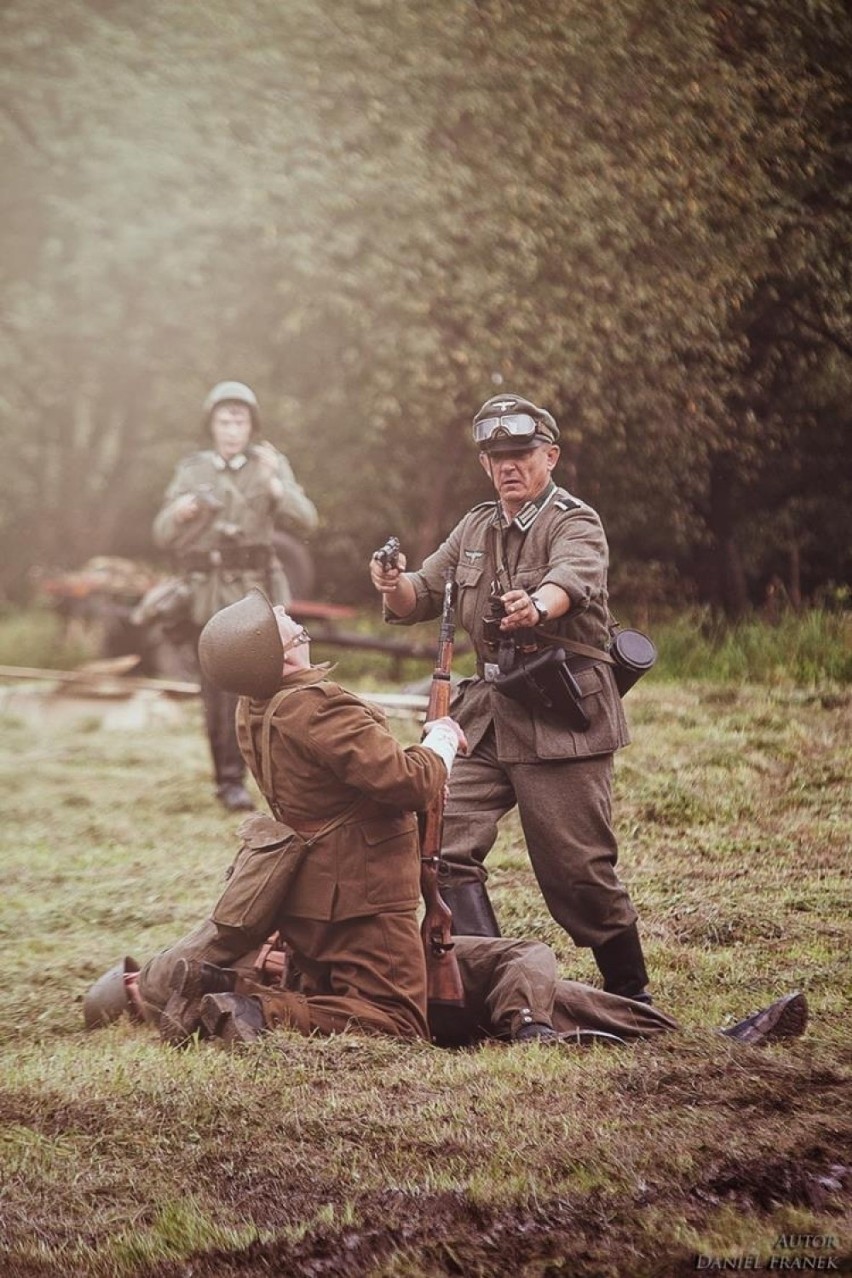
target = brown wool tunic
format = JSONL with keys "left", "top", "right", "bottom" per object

{"left": 138, "top": 667, "right": 447, "bottom": 1042}
{"left": 236, "top": 666, "right": 445, "bottom": 921}
{"left": 230, "top": 665, "right": 448, "bottom": 1040}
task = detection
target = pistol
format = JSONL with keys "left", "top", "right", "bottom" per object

{"left": 373, "top": 535, "right": 401, "bottom": 572}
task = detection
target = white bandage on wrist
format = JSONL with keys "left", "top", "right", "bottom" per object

{"left": 422, "top": 722, "right": 459, "bottom": 774}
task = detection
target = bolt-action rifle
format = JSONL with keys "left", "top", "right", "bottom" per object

{"left": 419, "top": 570, "right": 466, "bottom": 1017}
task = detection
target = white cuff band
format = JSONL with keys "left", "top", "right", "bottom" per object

{"left": 422, "top": 723, "right": 459, "bottom": 774}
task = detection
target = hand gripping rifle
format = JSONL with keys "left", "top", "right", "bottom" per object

{"left": 419, "top": 571, "right": 466, "bottom": 1023}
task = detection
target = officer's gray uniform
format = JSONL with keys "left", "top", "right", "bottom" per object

{"left": 387, "top": 480, "right": 637, "bottom": 950}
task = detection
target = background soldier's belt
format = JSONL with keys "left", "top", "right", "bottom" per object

{"left": 177, "top": 545, "right": 272, "bottom": 572}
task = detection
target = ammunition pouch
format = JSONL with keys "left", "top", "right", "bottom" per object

{"left": 130, "top": 576, "right": 193, "bottom": 629}
{"left": 212, "top": 813, "right": 310, "bottom": 940}
{"left": 491, "top": 646, "right": 591, "bottom": 732}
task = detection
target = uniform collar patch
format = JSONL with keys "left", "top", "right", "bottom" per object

{"left": 212, "top": 453, "right": 248, "bottom": 471}
{"left": 511, "top": 480, "right": 557, "bottom": 532}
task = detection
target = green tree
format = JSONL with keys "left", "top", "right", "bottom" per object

{"left": 0, "top": 0, "right": 848, "bottom": 615}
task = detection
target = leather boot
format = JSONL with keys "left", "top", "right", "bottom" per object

{"left": 722, "top": 991, "right": 808, "bottom": 1045}
{"left": 200, "top": 993, "right": 265, "bottom": 1046}
{"left": 159, "top": 960, "right": 238, "bottom": 1046}
{"left": 592, "top": 923, "right": 651, "bottom": 1003}
{"left": 441, "top": 879, "right": 502, "bottom": 937}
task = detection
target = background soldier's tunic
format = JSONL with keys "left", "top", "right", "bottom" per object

{"left": 153, "top": 445, "right": 318, "bottom": 623}
{"left": 137, "top": 666, "right": 447, "bottom": 1040}
{"left": 387, "top": 483, "right": 638, "bottom": 948}
{"left": 153, "top": 444, "right": 318, "bottom": 793}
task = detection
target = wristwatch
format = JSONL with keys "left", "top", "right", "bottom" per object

{"left": 529, "top": 593, "right": 549, "bottom": 623}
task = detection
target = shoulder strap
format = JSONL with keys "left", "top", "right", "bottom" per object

{"left": 238, "top": 686, "right": 365, "bottom": 843}
{"left": 531, "top": 627, "right": 616, "bottom": 665}
{"left": 553, "top": 488, "right": 583, "bottom": 513}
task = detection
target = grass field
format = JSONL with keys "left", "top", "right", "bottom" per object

{"left": 0, "top": 668, "right": 850, "bottom": 1277}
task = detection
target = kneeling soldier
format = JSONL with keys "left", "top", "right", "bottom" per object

{"left": 129, "top": 588, "right": 465, "bottom": 1044}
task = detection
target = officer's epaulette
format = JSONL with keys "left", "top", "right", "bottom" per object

{"left": 554, "top": 491, "right": 583, "bottom": 512}
{"left": 468, "top": 499, "right": 498, "bottom": 513}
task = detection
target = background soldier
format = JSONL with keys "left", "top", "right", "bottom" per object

{"left": 152, "top": 381, "right": 318, "bottom": 811}
{"left": 369, "top": 392, "right": 652, "bottom": 1003}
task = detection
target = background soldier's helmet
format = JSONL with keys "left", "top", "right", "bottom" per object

{"left": 202, "top": 380, "right": 260, "bottom": 430}
{"left": 198, "top": 588, "right": 284, "bottom": 699}
{"left": 472, "top": 393, "right": 559, "bottom": 453}
{"left": 82, "top": 956, "right": 141, "bottom": 1030}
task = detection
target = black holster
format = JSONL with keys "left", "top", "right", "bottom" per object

{"left": 492, "top": 647, "right": 590, "bottom": 732}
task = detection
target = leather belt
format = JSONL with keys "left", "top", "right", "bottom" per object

{"left": 477, "top": 651, "right": 600, "bottom": 680}
{"left": 177, "top": 544, "right": 272, "bottom": 572}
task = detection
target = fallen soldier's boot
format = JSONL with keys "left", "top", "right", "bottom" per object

{"left": 513, "top": 1022, "right": 559, "bottom": 1042}
{"left": 722, "top": 991, "right": 808, "bottom": 1045}
{"left": 200, "top": 992, "right": 265, "bottom": 1046}
{"left": 159, "top": 960, "right": 238, "bottom": 1046}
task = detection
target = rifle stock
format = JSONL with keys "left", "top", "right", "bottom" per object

{"left": 419, "top": 572, "right": 466, "bottom": 1010}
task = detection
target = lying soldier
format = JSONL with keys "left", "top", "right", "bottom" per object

{"left": 87, "top": 927, "right": 807, "bottom": 1051}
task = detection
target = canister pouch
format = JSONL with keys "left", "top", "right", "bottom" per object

{"left": 610, "top": 629, "right": 658, "bottom": 696}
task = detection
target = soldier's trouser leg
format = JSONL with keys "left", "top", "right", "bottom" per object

{"left": 510, "top": 752, "right": 638, "bottom": 949}
{"left": 453, "top": 936, "right": 559, "bottom": 1039}
{"left": 136, "top": 919, "right": 256, "bottom": 1027}
{"left": 440, "top": 728, "right": 516, "bottom": 935}
{"left": 199, "top": 675, "right": 245, "bottom": 786}
{"left": 247, "top": 910, "right": 429, "bottom": 1041}
{"left": 551, "top": 980, "right": 678, "bottom": 1039}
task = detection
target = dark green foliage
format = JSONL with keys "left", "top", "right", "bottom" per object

{"left": 0, "top": 0, "right": 849, "bottom": 609}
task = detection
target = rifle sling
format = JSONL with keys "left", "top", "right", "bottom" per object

{"left": 238, "top": 688, "right": 364, "bottom": 844}
{"left": 531, "top": 629, "right": 616, "bottom": 665}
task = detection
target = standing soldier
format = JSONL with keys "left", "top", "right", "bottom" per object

{"left": 153, "top": 381, "right": 318, "bottom": 812}
{"left": 369, "top": 392, "right": 652, "bottom": 1002}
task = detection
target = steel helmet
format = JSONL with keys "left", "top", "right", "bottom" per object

{"left": 198, "top": 588, "right": 284, "bottom": 699}
{"left": 82, "top": 956, "right": 142, "bottom": 1029}
{"left": 203, "top": 381, "right": 260, "bottom": 428}
{"left": 472, "top": 393, "right": 559, "bottom": 452}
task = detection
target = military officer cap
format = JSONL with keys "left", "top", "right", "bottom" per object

{"left": 472, "top": 393, "right": 559, "bottom": 453}
{"left": 198, "top": 588, "right": 284, "bottom": 699}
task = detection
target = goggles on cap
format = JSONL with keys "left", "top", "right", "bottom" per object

{"left": 472, "top": 413, "right": 543, "bottom": 445}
